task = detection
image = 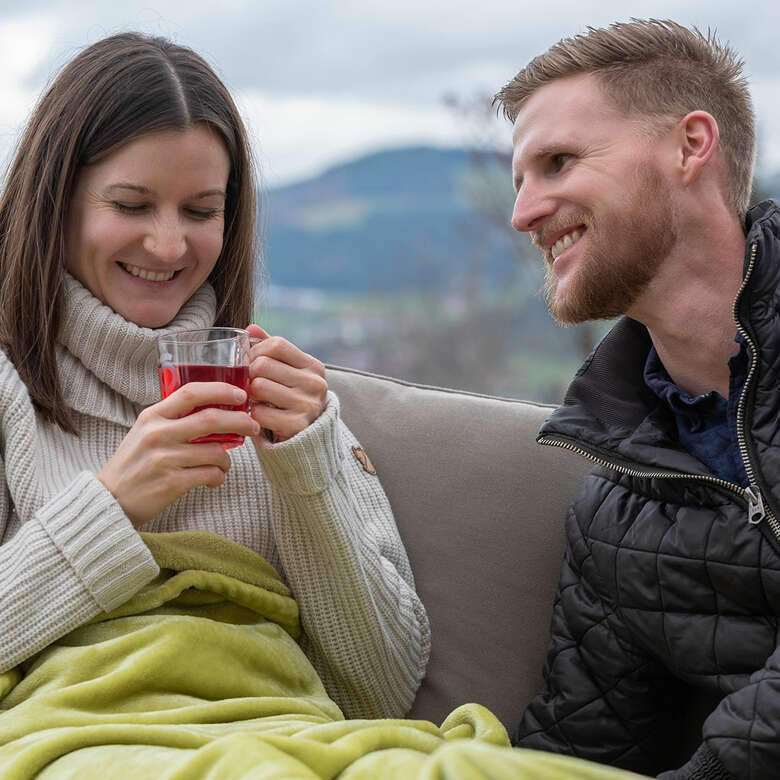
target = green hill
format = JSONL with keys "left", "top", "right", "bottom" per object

{"left": 264, "top": 146, "right": 525, "bottom": 292}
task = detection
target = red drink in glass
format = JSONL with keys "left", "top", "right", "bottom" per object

{"left": 159, "top": 363, "right": 250, "bottom": 449}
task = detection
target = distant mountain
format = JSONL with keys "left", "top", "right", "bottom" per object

{"left": 264, "top": 146, "right": 525, "bottom": 292}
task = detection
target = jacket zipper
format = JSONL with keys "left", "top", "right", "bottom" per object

{"left": 538, "top": 242, "right": 780, "bottom": 542}
{"left": 733, "top": 243, "right": 780, "bottom": 538}
{"left": 537, "top": 433, "right": 747, "bottom": 501}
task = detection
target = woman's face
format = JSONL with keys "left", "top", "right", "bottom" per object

{"left": 65, "top": 125, "right": 231, "bottom": 328}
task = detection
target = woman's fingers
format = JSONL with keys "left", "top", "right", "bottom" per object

{"left": 249, "top": 342, "right": 327, "bottom": 406}
{"left": 157, "top": 381, "right": 248, "bottom": 416}
{"left": 169, "top": 442, "right": 233, "bottom": 471}
{"left": 246, "top": 323, "right": 270, "bottom": 343}
{"left": 249, "top": 368, "right": 327, "bottom": 442}
{"left": 250, "top": 403, "right": 313, "bottom": 441}
{"left": 150, "top": 381, "right": 259, "bottom": 441}
{"left": 249, "top": 377, "right": 325, "bottom": 433}
{"left": 244, "top": 327, "right": 328, "bottom": 443}
{"left": 249, "top": 355, "right": 298, "bottom": 388}
{"left": 250, "top": 335, "right": 324, "bottom": 373}
{"left": 177, "top": 464, "right": 230, "bottom": 490}
{"left": 250, "top": 369, "right": 327, "bottom": 406}
{"left": 174, "top": 406, "right": 260, "bottom": 442}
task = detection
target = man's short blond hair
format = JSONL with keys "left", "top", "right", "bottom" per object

{"left": 494, "top": 19, "right": 756, "bottom": 216}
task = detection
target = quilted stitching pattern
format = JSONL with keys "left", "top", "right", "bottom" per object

{"left": 516, "top": 466, "right": 780, "bottom": 777}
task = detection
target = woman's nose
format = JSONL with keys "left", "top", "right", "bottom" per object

{"left": 143, "top": 217, "right": 187, "bottom": 261}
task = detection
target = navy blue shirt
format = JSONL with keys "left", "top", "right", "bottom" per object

{"left": 643, "top": 337, "right": 749, "bottom": 487}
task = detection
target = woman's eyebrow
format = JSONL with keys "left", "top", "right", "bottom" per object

{"left": 105, "top": 183, "right": 150, "bottom": 194}
{"left": 191, "top": 189, "right": 227, "bottom": 199}
{"left": 104, "top": 183, "right": 226, "bottom": 199}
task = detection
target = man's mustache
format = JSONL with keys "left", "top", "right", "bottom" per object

{"left": 531, "top": 214, "right": 591, "bottom": 251}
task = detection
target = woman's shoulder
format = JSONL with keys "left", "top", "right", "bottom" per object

{"left": 0, "top": 345, "right": 18, "bottom": 375}
{"left": 0, "top": 347, "right": 30, "bottom": 405}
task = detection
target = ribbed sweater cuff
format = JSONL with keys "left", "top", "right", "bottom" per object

{"left": 254, "top": 392, "right": 344, "bottom": 495}
{"left": 38, "top": 471, "right": 160, "bottom": 612}
{"left": 389, "top": 564, "right": 431, "bottom": 714}
{"left": 658, "top": 743, "right": 733, "bottom": 780}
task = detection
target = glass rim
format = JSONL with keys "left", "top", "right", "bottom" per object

{"left": 156, "top": 327, "right": 249, "bottom": 346}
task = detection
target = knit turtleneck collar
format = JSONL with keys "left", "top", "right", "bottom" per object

{"left": 56, "top": 273, "right": 217, "bottom": 424}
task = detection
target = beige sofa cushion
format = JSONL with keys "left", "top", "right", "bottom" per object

{"left": 326, "top": 366, "right": 590, "bottom": 728}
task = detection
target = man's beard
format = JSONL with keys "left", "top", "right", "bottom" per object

{"left": 543, "top": 162, "right": 678, "bottom": 325}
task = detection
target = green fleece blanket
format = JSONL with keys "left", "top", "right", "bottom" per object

{"left": 0, "top": 531, "right": 647, "bottom": 779}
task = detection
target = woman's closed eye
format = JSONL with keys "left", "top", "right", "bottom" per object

{"left": 185, "top": 207, "right": 223, "bottom": 220}
{"left": 110, "top": 202, "right": 223, "bottom": 220}
{"left": 112, "top": 201, "right": 147, "bottom": 214}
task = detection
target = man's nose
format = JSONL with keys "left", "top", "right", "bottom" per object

{"left": 143, "top": 216, "right": 187, "bottom": 262}
{"left": 511, "top": 182, "right": 556, "bottom": 234}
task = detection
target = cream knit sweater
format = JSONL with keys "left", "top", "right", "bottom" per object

{"left": 0, "top": 275, "right": 430, "bottom": 718}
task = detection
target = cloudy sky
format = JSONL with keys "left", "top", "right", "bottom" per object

{"left": 1, "top": 0, "right": 779, "bottom": 186}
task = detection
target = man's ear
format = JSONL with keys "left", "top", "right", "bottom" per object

{"left": 676, "top": 111, "right": 719, "bottom": 187}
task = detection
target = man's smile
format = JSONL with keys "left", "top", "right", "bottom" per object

{"left": 551, "top": 227, "right": 584, "bottom": 260}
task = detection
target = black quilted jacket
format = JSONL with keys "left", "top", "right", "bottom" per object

{"left": 514, "top": 200, "right": 780, "bottom": 780}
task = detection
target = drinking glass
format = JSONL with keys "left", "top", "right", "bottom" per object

{"left": 157, "top": 327, "right": 251, "bottom": 449}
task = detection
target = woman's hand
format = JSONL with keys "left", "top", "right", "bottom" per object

{"left": 97, "top": 382, "right": 260, "bottom": 528}
{"left": 246, "top": 324, "right": 328, "bottom": 446}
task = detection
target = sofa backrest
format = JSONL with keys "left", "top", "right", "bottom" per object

{"left": 326, "top": 365, "right": 590, "bottom": 729}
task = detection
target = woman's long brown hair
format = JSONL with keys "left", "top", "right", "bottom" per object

{"left": 0, "top": 33, "right": 259, "bottom": 433}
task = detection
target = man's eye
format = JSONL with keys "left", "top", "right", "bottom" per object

{"left": 551, "top": 154, "right": 573, "bottom": 170}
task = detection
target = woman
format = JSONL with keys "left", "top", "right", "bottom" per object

{"left": 0, "top": 32, "right": 429, "bottom": 720}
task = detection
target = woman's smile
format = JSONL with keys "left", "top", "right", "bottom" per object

{"left": 118, "top": 262, "right": 179, "bottom": 282}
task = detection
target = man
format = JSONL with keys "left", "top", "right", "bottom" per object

{"left": 494, "top": 19, "right": 780, "bottom": 780}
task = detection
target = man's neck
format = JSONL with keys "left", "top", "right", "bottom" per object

{"left": 631, "top": 218, "right": 746, "bottom": 399}
{"left": 648, "top": 322, "right": 740, "bottom": 399}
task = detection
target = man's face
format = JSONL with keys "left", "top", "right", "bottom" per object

{"left": 510, "top": 73, "right": 678, "bottom": 324}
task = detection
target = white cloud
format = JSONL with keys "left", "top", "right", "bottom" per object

{"left": 0, "top": 13, "right": 57, "bottom": 167}
{"left": 0, "top": 15, "right": 54, "bottom": 78}
{"left": 236, "top": 90, "right": 489, "bottom": 186}
{"left": 751, "top": 79, "right": 780, "bottom": 175}
{"left": 1, "top": 1, "right": 779, "bottom": 182}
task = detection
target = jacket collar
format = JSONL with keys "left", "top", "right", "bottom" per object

{"left": 538, "top": 316, "right": 708, "bottom": 476}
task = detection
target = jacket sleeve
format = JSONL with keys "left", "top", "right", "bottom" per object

{"left": 253, "top": 391, "right": 431, "bottom": 719}
{"left": 658, "top": 651, "right": 780, "bottom": 780}
{"left": 513, "top": 499, "right": 679, "bottom": 777}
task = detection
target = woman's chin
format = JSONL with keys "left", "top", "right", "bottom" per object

{"left": 115, "top": 303, "right": 179, "bottom": 329}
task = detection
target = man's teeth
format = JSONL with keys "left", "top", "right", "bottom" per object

{"left": 121, "top": 263, "right": 175, "bottom": 282}
{"left": 551, "top": 229, "right": 583, "bottom": 260}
